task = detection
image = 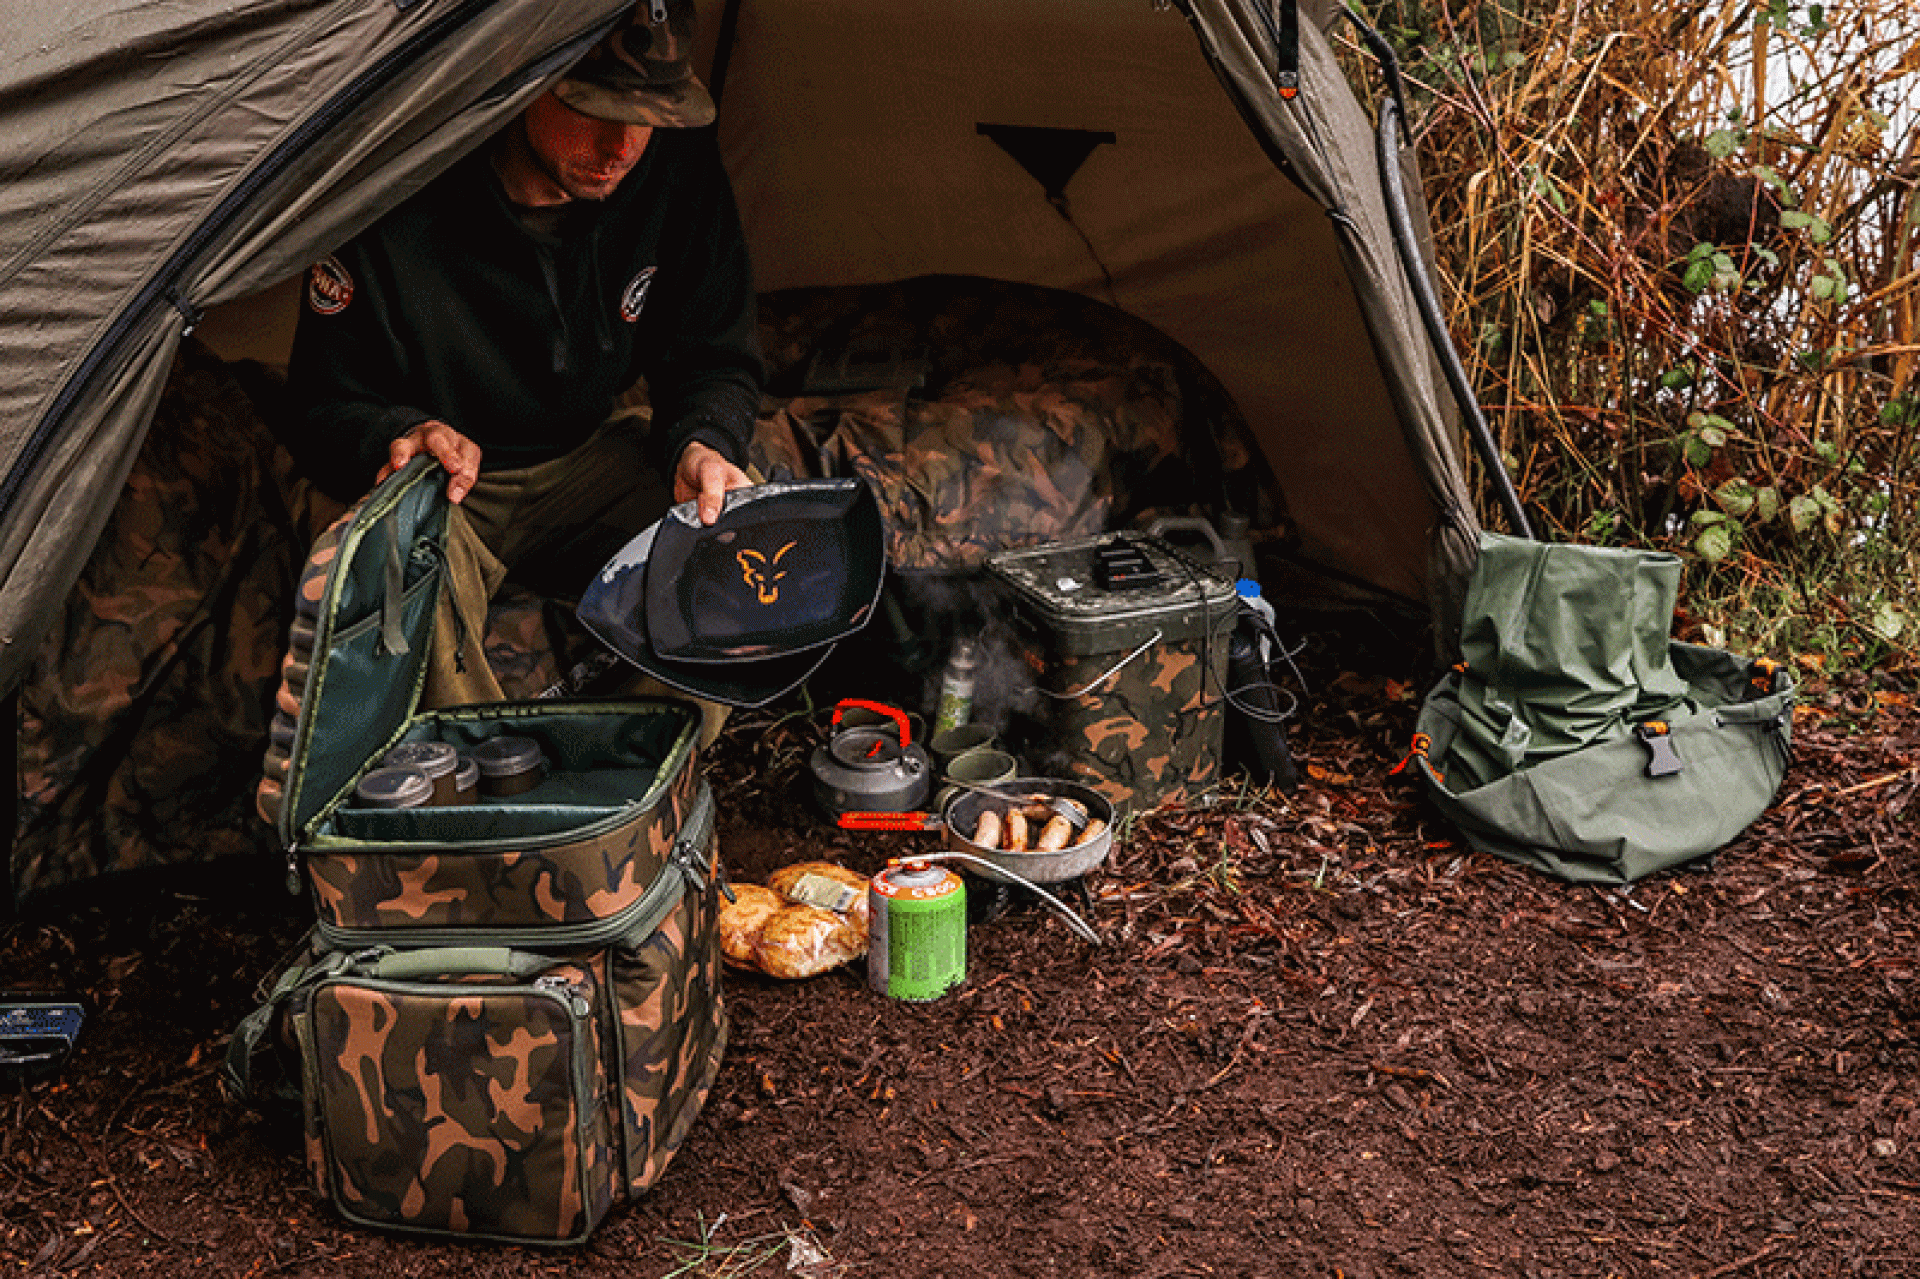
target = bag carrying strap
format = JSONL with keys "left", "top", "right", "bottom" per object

{"left": 367, "top": 947, "right": 552, "bottom": 982}
{"left": 221, "top": 951, "right": 349, "bottom": 1106}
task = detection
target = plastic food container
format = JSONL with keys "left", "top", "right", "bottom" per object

{"left": 471, "top": 735, "right": 547, "bottom": 798}
{"left": 381, "top": 741, "right": 465, "bottom": 806}
{"left": 353, "top": 765, "right": 434, "bottom": 810}
{"left": 451, "top": 754, "right": 480, "bottom": 805}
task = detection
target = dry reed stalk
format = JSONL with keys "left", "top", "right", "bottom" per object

{"left": 1344, "top": 0, "right": 1918, "bottom": 663}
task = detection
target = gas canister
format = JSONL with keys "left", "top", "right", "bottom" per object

{"left": 867, "top": 861, "right": 966, "bottom": 1001}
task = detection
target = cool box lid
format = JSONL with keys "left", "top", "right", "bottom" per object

{"left": 985, "top": 532, "right": 1239, "bottom": 658}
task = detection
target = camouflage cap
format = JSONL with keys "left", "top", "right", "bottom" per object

{"left": 553, "top": 0, "right": 716, "bottom": 128}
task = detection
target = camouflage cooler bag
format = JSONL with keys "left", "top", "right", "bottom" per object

{"left": 225, "top": 457, "right": 727, "bottom": 1243}
{"left": 225, "top": 783, "right": 721, "bottom": 1244}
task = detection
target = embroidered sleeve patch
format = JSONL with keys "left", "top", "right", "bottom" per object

{"left": 307, "top": 256, "right": 354, "bottom": 315}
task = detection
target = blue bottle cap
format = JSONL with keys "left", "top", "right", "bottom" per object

{"left": 1235, "top": 578, "right": 1261, "bottom": 598}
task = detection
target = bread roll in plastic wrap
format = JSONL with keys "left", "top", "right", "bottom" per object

{"left": 754, "top": 904, "right": 868, "bottom": 980}
{"left": 766, "top": 860, "right": 871, "bottom": 928}
{"left": 717, "top": 883, "right": 786, "bottom": 968}
{"left": 716, "top": 863, "right": 872, "bottom": 978}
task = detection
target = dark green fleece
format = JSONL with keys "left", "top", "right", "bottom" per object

{"left": 283, "top": 127, "right": 761, "bottom": 503}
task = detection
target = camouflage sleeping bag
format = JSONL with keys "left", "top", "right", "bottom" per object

{"left": 744, "top": 274, "right": 1286, "bottom": 571}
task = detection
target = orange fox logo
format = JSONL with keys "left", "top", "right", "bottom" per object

{"left": 737, "top": 541, "right": 798, "bottom": 604}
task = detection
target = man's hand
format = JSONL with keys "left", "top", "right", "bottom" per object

{"left": 378, "top": 420, "right": 482, "bottom": 503}
{"left": 673, "top": 440, "right": 752, "bottom": 525}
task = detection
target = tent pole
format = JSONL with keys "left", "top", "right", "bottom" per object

{"left": 1344, "top": 9, "right": 1535, "bottom": 540}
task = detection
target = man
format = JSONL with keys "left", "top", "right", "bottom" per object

{"left": 283, "top": 0, "right": 760, "bottom": 714}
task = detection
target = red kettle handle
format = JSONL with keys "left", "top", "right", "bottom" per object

{"left": 831, "top": 698, "right": 912, "bottom": 748}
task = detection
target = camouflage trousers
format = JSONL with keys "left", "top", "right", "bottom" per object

{"left": 423, "top": 420, "right": 729, "bottom": 747}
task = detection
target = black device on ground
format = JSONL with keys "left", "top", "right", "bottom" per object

{"left": 1225, "top": 618, "right": 1301, "bottom": 790}
{"left": 0, "top": 993, "right": 86, "bottom": 1088}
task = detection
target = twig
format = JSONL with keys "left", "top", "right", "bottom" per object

{"left": 1691, "top": 1240, "right": 1785, "bottom": 1279}
{"left": 907, "top": 1154, "right": 1021, "bottom": 1187}
{"left": 1836, "top": 764, "right": 1920, "bottom": 797}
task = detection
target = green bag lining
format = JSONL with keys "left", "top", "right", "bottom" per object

{"left": 308, "top": 701, "right": 700, "bottom": 848}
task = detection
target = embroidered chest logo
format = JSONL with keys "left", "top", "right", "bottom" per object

{"left": 619, "top": 266, "right": 657, "bottom": 322}
{"left": 737, "top": 541, "right": 798, "bottom": 604}
{"left": 307, "top": 257, "right": 354, "bottom": 315}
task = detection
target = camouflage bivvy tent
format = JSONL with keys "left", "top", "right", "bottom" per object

{"left": 0, "top": 0, "right": 1485, "bottom": 907}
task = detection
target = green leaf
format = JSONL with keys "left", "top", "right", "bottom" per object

{"left": 1812, "top": 275, "right": 1834, "bottom": 300}
{"left": 1779, "top": 209, "right": 1832, "bottom": 243}
{"left": 1682, "top": 258, "right": 1715, "bottom": 294}
{"left": 1788, "top": 493, "right": 1820, "bottom": 534}
{"left": 1713, "top": 477, "right": 1756, "bottom": 518}
{"left": 1869, "top": 601, "right": 1905, "bottom": 643}
{"left": 1704, "top": 129, "right": 1740, "bottom": 160}
{"left": 1753, "top": 486, "right": 1780, "bottom": 524}
{"left": 1693, "top": 520, "right": 1736, "bottom": 562}
{"left": 1685, "top": 434, "right": 1713, "bottom": 467}
{"left": 1660, "top": 365, "right": 1695, "bottom": 389}
{"left": 1812, "top": 440, "right": 1840, "bottom": 465}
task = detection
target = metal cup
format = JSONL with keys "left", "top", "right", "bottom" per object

{"left": 935, "top": 746, "right": 1018, "bottom": 811}
{"left": 930, "top": 723, "right": 998, "bottom": 773}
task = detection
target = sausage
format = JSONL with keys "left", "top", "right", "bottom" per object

{"left": 1005, "top": 810, "right": 1029, "bottom": 852}
{"left": 972, "top": 808, "right": 1003, "bottom": 850}
{"left": 1072, "top": 818, "right": 1108, "bottom": 849}
{"left": 1036, "top": 814, "right": 1074, "bottom": 851}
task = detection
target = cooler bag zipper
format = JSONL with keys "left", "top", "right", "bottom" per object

{"left": 310, "top": 781, "right": 716, "bottom": 950}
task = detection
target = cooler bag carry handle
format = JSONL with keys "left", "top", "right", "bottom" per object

{"left": 365, "top": 946, "right": 551, "bottom": 982}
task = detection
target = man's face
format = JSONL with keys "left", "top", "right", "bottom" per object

{"left": 520, "top": 92, "right": 652, "bottom": 201}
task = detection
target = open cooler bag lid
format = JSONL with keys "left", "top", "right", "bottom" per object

{"left": 1404, "top": 532, "right": 1795, "bottom": 884}
{"left": 577, "top": 478, "right": 886, "bottom": 707}
{"left": 277, "top": 457, "right": 451, "bottom": 845}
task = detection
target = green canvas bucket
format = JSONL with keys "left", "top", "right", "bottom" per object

{"left": 1402, "top": 533, "right": 1794, "bottom": 884}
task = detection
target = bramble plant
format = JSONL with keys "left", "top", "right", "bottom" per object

{"left": 1345, "top": 0, "right": 1918, "bottom": 672}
